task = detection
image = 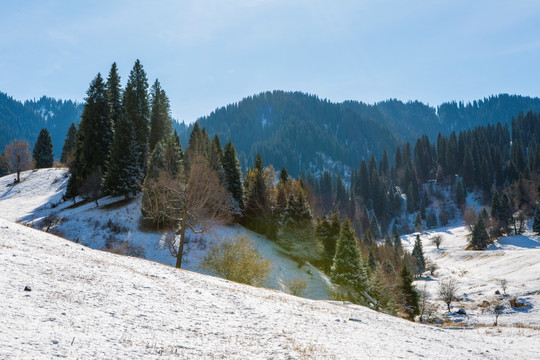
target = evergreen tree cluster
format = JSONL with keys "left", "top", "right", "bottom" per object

{"left": 303, "top": 111, "right": 540, "bottom": 241}
{"left": 64, "top": 60, "right": 174, "bottom": 201}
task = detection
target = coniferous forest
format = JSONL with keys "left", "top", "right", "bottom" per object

{"left": 1, "top": 61, "right": 540, "bottom": 320}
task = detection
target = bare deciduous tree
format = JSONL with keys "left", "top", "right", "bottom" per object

{"left": 143, "top": 155, "right": 231, "bottom": 268}
{"left": 77, "top": 167, "right": 103, "bottom": 207}
{"left": 464, "top": 207, "right": 476, "bottom": 232}
{"left": 498, "top": 279, "right": 508, "bottom": 296}
{"left": 430, "top": 234, "right": 443, "bottom": 249}
{"left": 3, "top": 140, "right": 32, "bottom": 183}
{"left": 438, "top": 277, "right": 459, "bottom": 313}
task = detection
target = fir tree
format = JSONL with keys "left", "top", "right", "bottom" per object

{"left": 243, "top": 153, "right": 271, "bottom": 234}
{"left": 469, "top": 218, "right": 490, "bottom": 250}
{"left": 33, "top": 128, "right": 53, "bottom": 168}
{"left": 149, "top": 79, "right": 172, "bottom": 152}
{"left": 66, "top": 73, "right": 113, "bottom": 199}
{"left": 103, "top": 111, "right": 141, "bottom": 198}
{"left": 208, "top": 134, "right": 224, "bottom": 175}
{"left": 106, "top": 62, "right": 123, "bottom": 140}
{"left": 60, "top": 123, "right": 77, "bottom": 164}
{"left": 222, "top": 141, "right": 244, "bottom": 214}
{"left": 331, "top": 218, "right": 368, "bottom": 293}
{"left": 399, "top": 264, "right": 420, "bottom": 321}
{"left": 123, "top": 59, "right": 150, "bottom": 172}
{"left": 412, "top": 234, "right": 425, "bottom": 275}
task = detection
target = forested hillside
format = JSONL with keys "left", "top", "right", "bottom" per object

{"left": 0, "top": 92, "right": 83, "bottom": 158}
{"left": 181, "top": 91, "right": 540, "bottom": 177}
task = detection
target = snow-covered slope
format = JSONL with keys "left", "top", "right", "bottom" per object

{"left": 403, "top": 226, "right": 540, "bottom": 327}
{"left": 2, "top": 217, "right": 539, "bottom": 359}
{"left": 0, "top": 169, "right": 333, "bottom": 299}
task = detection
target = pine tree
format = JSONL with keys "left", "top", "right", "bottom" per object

{"left": 123, "top": 60, "right": 150, "bottom": 172}
{"left": 399, "top": 264, "right": 420, "bottom": 321}
{"left": 60, "top": 123, "right": 77, "bottom": 164}
{"left": 33, "top": 128, "right": 54, "bottom": 168}
{"left": 469, "top": 218, "right": 490, "bottom": 250}
{"left": 412, "top": 234, "right": 425, "bottom": 275}
{"left": 533, "top": 203, "right": 540, "bottom": 234}
{"left": 222, "top": 141, "right": 244, "bottom": 213}
{"left": 149, "top": 79, "right": 173, "bottom": 152}
{"left": 331, "top": 218, "right": 368, "bottom": 293}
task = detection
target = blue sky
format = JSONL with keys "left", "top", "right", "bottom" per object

{"left": 2, "top": 0, "right": 540, "bottom": 123}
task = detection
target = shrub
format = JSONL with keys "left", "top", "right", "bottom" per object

{"left": 203, "top": 235, "right": 272, "bottom": 286}
{"left": 285, "top": 278, "right": 309, "bottom": 297}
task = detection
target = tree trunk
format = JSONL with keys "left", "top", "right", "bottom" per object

{"left": 175, "top": 225, "right": 186, "bottom": 269}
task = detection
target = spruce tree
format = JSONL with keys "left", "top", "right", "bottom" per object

{"left": 65, "top": 73, "right": 112, "bottom": 199}
{"left": 103, "top": 112, "right": 141, "bottom": 198}
{"left": 222, "top": 141, "right": 244, "bottom": 213}
{"left": 469, "top": 218, "right": 490, "bottom": 250}
{"left": 331, "top": 218, "right": 368, "bottom": 293}
{"left": 123, "top": 59, "right": 150, "bottom": 172}
{"left": 412, "top": 234, "right": 425, "bottom": 275}
{"left": 149, "top": 79, "right": 173, "bottom": 152}
{"left": 243, "top": 153, "right": 270, "bottom": 234}
{"left": 33, "top": 128, "right": 54, "bottom": 168}
{"left": 399, "top": 264, "right": 420, "bottom": 321}
{"left": 60, "top": 123, "right": 77, "bottom": 164}
{"left": 455, "top": 179, "right": 466, "bottom": 208}
{"left": 208, "top": 134, "right": 224, "bottom": 175}
{"left": 106, "top": 62, "right": 123, "bottom": 140}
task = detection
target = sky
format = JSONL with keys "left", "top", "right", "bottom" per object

{"left": 2, "top": 0, "right": 540, "bottom": 123}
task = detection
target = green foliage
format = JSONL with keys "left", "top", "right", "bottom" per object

{"left": 399, "top": 264, "right": 420, "bottom": 321}
{"left": 65, "top": 73, "right": 112, "bottom": 199}
{"left": 203, "top": 235, "right": 272, "bottom": 286}
{"left": 149, "top": 79, "right": 173, "bottom": 152}
{"left": 331, "top": 218, "right": 368, "bottom": 292}
{"left": 123, "top": 59, "right": 150, "bottom": 171}
{"left": 412, "top": 234, "right": 425, "bottom": 275}
{"left": 32, "top": 128, "right": 53, "bottom": 168}
{"left": 222, "top": 141, "right": 244, "bottom": 213}
{"left": 469, "top": 218, "right": 490, "bottom": 250}
{"left": 60, "top": 123, "right": 77, "bottom": 164}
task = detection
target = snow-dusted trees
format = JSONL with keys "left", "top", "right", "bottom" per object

{"left": 331, "top": 218, "right": 368, "bottom": 296}
{"left": 141, "top": 155, "right": 231, "bottom": 268}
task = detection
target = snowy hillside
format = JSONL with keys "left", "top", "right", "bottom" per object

{"left": 0, "top": 169, "right": 333, "bottom": 299}
{"left": 403, "top": 226, "right": 540, "bottom": 327}
{"left": 2, "top": 217, "right": 540, "bottom": 359}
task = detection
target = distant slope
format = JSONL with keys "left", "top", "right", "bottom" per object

{"left": 181, "top": 91, "right": 400, "bottom": 177}
{"left": 2, "top": 218, "right": 539, "bottom": 359}
{"left": 0, "top": 92, "right": 83, "bottom": 158}
{"left": 181, "top": 91, "right": 540, "bottom": 177}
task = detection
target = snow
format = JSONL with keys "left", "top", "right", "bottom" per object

{"left": 2, "top": 218, "right": 540, "bottom": 359}
{"left": 0, "top": 169, "right": 333, "bottom": 300}
{"left": 403, "top": 226, "right": 540, "bottom": 328}
{"left": 2, "top": 168, "right": 540, "bottom": 358}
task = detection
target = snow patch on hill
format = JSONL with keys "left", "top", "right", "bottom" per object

{"left": 1, "top": 218, "right": 539, "bottom": 359}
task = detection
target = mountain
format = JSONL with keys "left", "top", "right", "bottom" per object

{"left": 181, "top": 91, "right": 540, "bottom": 178}
{"left": 0, "top": 92, "right": 83, "bottom": 159}
{"left": 180, "top": 91, "right": 400, "bottom": 177}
